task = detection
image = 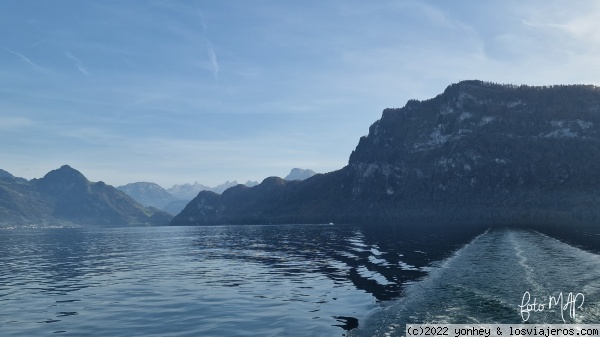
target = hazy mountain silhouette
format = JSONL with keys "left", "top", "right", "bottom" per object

{"left": 117, "top": 182, "right": 177, "bottom": 209}
{"left": 0, "top": 165, "right": 172, "bottom": 228}
{"left": 284, "top": 168, "right": 316, "bottom": 181}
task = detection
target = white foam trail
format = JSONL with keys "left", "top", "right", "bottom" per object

{"left": 509, "top": 230, "right": 543, "bottom": 293}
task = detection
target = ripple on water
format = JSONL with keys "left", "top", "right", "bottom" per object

{"left": 0, "top": 225, "right": 400, "bottom": 336}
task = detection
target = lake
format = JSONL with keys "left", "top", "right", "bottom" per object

{"left": 1, "top": 224, "right": 599, "bottom": 336}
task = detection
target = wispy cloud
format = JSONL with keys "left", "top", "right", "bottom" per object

{"left": 204, "top": 39, "right": 219, "bottom": 79}
{"left": 2, "top": 47, "right": 46, "bottom": 73}
{"left": 29, "top": 39, "right": 51, "bottom": 48}
{"left": 196, "top": 8, "right": 219, "bottom": 79}
{"left": 520, "top": 3, "right": 600, "bottom": 48}
{"left": 147, "top": 3, "right": 221, "bottom": 79}
{"left": 65, "top": 51, "right": 90, "bottom": 76}
{"left": 6, "top": 1, "right": 600, "bottom": 187}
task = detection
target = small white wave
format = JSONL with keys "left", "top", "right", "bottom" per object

{"left": 356, "top": 265, "right": 392, "bottom": 286}
{"left": 398, "top": 261, "right": 419, "bottom": 271}
{"left": 369, "top": 255, "right": 391, "bottom": 266}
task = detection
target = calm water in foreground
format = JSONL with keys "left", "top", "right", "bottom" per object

{"left": 1, "top": 225, "right": 600, "bottom": 336}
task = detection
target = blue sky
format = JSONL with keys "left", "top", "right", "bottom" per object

{"left": 2, "top": 0, "right": 600, "bottom": 187}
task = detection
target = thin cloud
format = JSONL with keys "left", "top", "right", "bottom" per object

{"left": 2, "top": 47, "right": 46, "bottom": 73}
{"left": 146, "top": 3, "right": 221, "bottom": 79}
{"left": 65, "top": 51, "right": 90, "bottom": 76}
{"left": 29, "top": 39, "right": 51, "bottom": 48}
{"left": 196, "top": 8, "right": 219, "bottom": 79}
{"left": 204, "top": 39, "right": 219, "bottom": 78}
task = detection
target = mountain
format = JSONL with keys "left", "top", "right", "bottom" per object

{"left": 0, "top": 170, "right": 52, "bottom": 226}
{"left": 162, "top": 200, "right": 191, "bottom": 216}
{"left": 167, "top": 180, "right": 260, "bottom": 198}
{"left": 0, "top": 169, "right": 28, "bottom": 184}
{"left": 117, "top": 182, "right": 177, "bottom": 209}
{"left": 284, "top": 168, "right": 316, "bottom": 181}
{"left": 245, "top": 180, "right": 259, "bottom": 187}
{"left": 0, "top": 169, "right": 14, "bottom": 179}
{"left": 166, "top": 181, "right": 258, "bottom": 215}
{"left": 167, "top": 182, "right": 212, "bottom": 200}
{"left": 212, "top": 181, "right": 240, "bottom": 194}
{"left": 112, "top": 180, "right": 260, "bottom": 216}
{"left": 171, "top": 81, "right": 600, "bottom": 228}
{"left": 0, "top": 165, "right": 172, "bottom": 228}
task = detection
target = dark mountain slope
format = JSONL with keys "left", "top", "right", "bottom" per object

{"left": 171, "top": 81, "right": 600, "bottom": 227}
{"left": 0, "top": 165, "right": 172, "bottom": 227}
{"left": 0, "top": 176, "right": 51, "bottom": 225}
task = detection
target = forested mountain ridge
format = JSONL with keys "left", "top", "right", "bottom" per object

{"left": 171, "top": 81, "right": 600, "bottom": 228}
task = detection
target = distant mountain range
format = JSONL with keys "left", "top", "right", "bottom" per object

{"left": 171, "top": 81, "right": 600, "bottom": 229}
{"left": 167, "top": 180, "right": 257, "bottom": 200}
{"left": 117, "top": 168, "right": 314, "bottom": 215}
{"left": 116, "top": 182, "right": 178, "bottom": 209}
{"left": 0, "top": 165, "right": 172, "bottom": 228}
{"left": 117, "top": 181, "right": 258, "bottom": 215}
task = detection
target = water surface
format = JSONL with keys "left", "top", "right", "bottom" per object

{"left": 349, "top": 228, "right": 600, "bottom": 336}
{"left": 3, "top": 225, "right": 596, "bottom": 337}
{"left": 0, "top": 224, "right": 462, "bottom": 336}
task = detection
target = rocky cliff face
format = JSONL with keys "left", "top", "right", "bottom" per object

{"left": 347, "top": 81, "right": 600, "bottom": 211}
{"left": 171, "top": 81, "right": 600, "bottom": 227}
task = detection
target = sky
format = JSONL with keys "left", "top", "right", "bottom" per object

{"left": 2, "top": 0, "right": 600, "bottom": 188}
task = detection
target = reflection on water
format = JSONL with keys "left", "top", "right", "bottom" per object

{"left": 0, "top": 224, "right": 479, "bottom": 336}
{"left": 8, "top": 224, "right": 595, "bottom": 337}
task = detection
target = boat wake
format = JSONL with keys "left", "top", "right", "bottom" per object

{"left": 349, "top": 228, "right": 600, "bottom": 337}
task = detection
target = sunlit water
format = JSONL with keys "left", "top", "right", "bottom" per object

{"left": 349, "top": 228, "right": 600, "bottom": 337}
{"left": 0, "top": 224, "right": 461, "bottom": 336}
{"left": 1, "top": 225, "right": 598, "bottom": 336}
